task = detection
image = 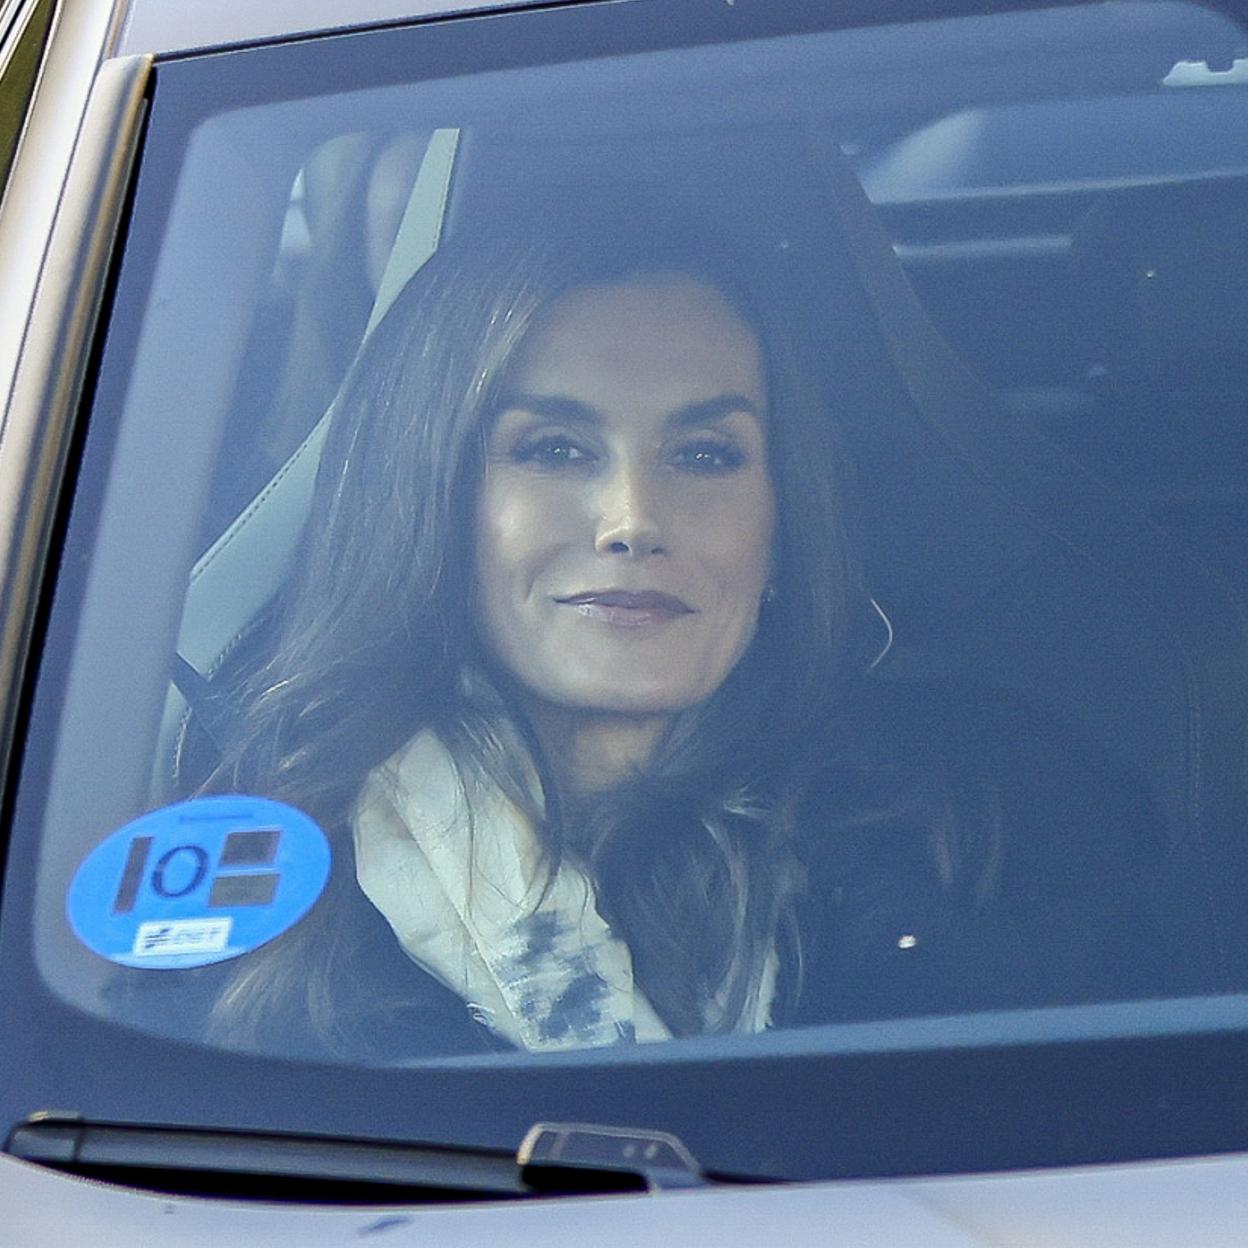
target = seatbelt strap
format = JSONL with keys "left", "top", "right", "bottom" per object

{"left": 169, "top": 653, "right": 234, "bottom": 758}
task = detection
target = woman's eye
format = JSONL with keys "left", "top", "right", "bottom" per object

{"left": 512, "top": 436, "right": 593, "bottom": 468}
{"left": 671, "top": 440, "right": 746, "bottom": 474}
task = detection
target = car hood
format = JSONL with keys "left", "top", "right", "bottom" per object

{"left": 5, "top": 1147, "right": 1248, "bottom": 1246}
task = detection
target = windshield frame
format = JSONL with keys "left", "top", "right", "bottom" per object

{"left": 5, "top": 0, "right": 1248, "bottom": 1185}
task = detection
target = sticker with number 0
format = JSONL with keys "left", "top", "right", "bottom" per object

{"left": 67, "top": 796, "right": 331, "bottom": 969}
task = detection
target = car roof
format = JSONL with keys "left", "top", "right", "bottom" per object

{"left": 115, "top": 0, "right": 581, "bottom": 58}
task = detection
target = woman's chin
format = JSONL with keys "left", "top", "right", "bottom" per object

{"left": 534, "top": 679, "right": 707, "bottom": 721}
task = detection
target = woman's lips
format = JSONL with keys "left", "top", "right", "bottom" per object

{"left": 555, "top": 589, "right": 696, "bottom": 628}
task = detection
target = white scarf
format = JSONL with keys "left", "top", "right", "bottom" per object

{"left": 353, "top": 731, "right": 776, "bottom": 1051}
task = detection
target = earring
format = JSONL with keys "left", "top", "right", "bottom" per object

{"left": 868, "top": 597, "right": 894, "bottom": 670}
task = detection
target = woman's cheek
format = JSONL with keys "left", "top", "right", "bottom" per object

{"left": 479, "top": 476, "right": 574, "bottom": 596}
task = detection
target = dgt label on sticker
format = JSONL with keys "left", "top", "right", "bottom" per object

{"left": 132, "top": 917, "right": 233, "bottom": 958}
{"left": 68, "top": 797, "right": 331, "bottom": 969}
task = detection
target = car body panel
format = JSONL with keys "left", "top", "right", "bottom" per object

{"left": 7, "top": 1143, "right": 1248, "bottom": 1247}
{"left": 117, "top": 0, "right": 585, "bottom": 58}
{"left": 0, "top": 0, "right": 147, "bottom": 837}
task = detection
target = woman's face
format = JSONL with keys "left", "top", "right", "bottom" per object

{"left": 475, "top": 274, "right": 775, "bottom": 720}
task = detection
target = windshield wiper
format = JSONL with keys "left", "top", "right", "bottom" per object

{"left": 6, "top": 1114, "right": 716, "bottom": 1203}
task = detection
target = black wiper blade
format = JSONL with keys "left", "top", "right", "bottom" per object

{"left": 6, "top": 1114, "right": 718, "bottom": 1203}
{"left": 8, "top": 1114, "right": 533, "bottom": 1204}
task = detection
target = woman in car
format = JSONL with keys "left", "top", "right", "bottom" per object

{"left": 197, "top": 216, "right": 1162, "bottom": 1059}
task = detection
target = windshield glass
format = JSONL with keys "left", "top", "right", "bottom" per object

{"left": 8, "top": 0, "right": 1248, "bottom": 1181}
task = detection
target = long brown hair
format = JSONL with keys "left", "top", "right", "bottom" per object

{"left": 205, "top": 217, "right": 868, "bottom": 1051}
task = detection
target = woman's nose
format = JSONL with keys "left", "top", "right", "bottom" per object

{"left": 593, "top": 462, "right": 667, "bottom": 557}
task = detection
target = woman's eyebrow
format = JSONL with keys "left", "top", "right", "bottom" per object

{"left": 496, "top": 394, "right": 600, "bottom": 426}
{"left": 496, "top": 393, "right": 761, "bottom": 428}
{"left": 667, "top": 395, "right": 762, "bottom": 429}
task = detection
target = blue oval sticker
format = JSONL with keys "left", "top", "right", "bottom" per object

{"left": 67, "top": 796, "right": 331, "bottom": 969}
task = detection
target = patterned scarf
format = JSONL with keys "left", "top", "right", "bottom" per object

{"left": 353, "top": 731, "right": 775, "bottom": 1050}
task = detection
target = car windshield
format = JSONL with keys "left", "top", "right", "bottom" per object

{"left": 7, "top": 0, "right": 1248, "bottom": 1183}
